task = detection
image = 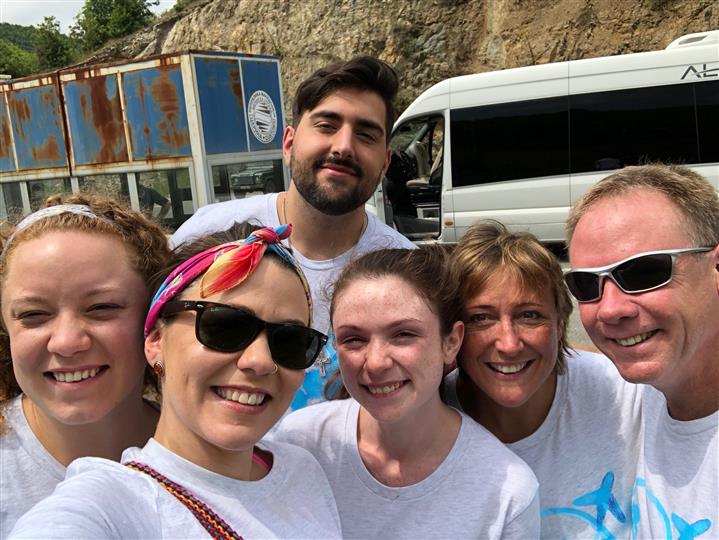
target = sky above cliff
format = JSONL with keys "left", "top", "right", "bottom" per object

{"left": 0, "top": 0, "right": 176, "bottom": 33}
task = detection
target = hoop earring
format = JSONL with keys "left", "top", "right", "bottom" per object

{"left": 153, "top": 361, "right": 165, "bottom": 377}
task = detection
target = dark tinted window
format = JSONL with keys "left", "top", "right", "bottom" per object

{"left": 450, "top": 96, "right": 569, "bottom": 187}
{"left": 570, "top": 83, "right": 698, "bottom": 172}
{"left": 695, "top": 80, "right": 719, "bottom": 163}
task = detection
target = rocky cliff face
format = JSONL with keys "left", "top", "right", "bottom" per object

{"left": 90, "top": 0, "right": 717, "bottom": 115}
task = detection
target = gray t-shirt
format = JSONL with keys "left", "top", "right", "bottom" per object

{"left": 444, "top": 349, "right": 645, "bottom": 539}
{"left": 272, "top": 398, "right": 540, "bottom": 539}
{"left": 171, "top": 193, "right": 415, "bottom": 410}
{"left": 0, "top": 395, "right": 65, "bottom": 538}
{"left": 10, "top": 437, "right": 341, "bottom": 539}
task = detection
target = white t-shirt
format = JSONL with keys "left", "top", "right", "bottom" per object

{"left": 271, "top": 399, "right": 540, "bottom": 539}
{"left": 631, "top": 385, "right": 717, "bottom": 540}
{"left": 10, "top": 437, "right": 341, "bottom": 539}
{"left": 444, "top": 349, "right": 645, "bottom": 539}
{"left": 0, "top": 395, "right": 65, "bottom": 539}
{"left": 171, "top": 193, "right": 415, "bottom": 410}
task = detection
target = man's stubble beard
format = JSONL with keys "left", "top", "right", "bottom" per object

{"left": 290, "top": 152, "right": 382, "bottom": 216}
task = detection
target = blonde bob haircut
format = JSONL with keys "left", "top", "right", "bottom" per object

{"left": 451, "top": 220, "right": 572, "bottom": 375}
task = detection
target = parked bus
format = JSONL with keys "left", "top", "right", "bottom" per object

{"left": 0, "top": 51, "right": 286, "bottom": 230}
{"left": 371, "top": 29, "right": 718, "bottom": 244}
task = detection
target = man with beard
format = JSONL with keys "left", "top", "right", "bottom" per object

{"left": 565, "top": 164, "right": 718, "bottom": 538}
{"left": 172, "top": 56, "right": 414, "bottom": 410}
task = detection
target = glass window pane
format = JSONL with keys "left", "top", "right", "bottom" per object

{"left": 137, "top": 168, "right": 193, "bottom": 231}
{"left": 28, "top": 178, "right": 72, "bottom": 211}
{"left": 1, "top": 182, "right": 24, "bottom": 222}
{"left": 450, "top": 96, "right": 569, "bottom": 186}
{"left": 695, "top": 80, "right": 719, "bottom": 163}
{"left": 211, "top": 159, "right": 284, "bottom": 203}
{"left": 570, "top": 83, "right": 699, "bottom": 172}
{"left": 386, "top": 116, "right": 443, "bottom": 239}
{"left": 78, "top": 173, "right": 130, "bottom": 206}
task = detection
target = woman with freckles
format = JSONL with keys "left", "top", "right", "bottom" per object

{"left": 273, "top": 247, "right": 540, "bottom": 539}
{"left": 0, "top": 195, "right": 169, "bottom": 537}
{"left": 444, "top": 220, "right": 644, "bottom": 539}
{"left": 10, "top": 223, "right": 341, "bottom": 539}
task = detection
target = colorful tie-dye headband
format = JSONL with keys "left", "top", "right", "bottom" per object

{"left": 144, "top": 224, "right": 312, "bottom": 336}
{"left": 1, "top": 204, "right": 112, "bottom": 259}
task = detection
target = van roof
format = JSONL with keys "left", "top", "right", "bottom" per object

{"left": 395, "top": 29, "right": 718, "bottom": 125}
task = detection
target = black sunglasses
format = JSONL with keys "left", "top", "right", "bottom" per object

{"left": 161, "top": 300, "right": 327, "bottom": 370}
{"left": 564, "top": 247, "right": 713, "bottom": 303}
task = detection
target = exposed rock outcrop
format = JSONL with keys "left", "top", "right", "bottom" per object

{"left": 88, "top": 0, "right": 717, "bottom": 115}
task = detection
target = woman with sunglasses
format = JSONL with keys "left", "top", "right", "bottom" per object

{"left": 273, "top": 247, "right": 540, "bottom": 539}
{"left": 0, "top": 195, "right": 169, "bottom": 537}
{"left": 444, "top": 220, "right": 643, "bottom": 539}
{"left": 10, "top": 223, "right": 341, "bottom": 539}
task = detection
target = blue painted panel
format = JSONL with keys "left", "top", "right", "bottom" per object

{"left": 64, "top": 75, "right": 128, "bottom": 165}
{"left": 123, "top": 65, "right": 191, "bottom": 159}
{"left": 0, "top": 97, "right": 15, "bottom": 172}
{"left": 8, "top": 85, "right": 68, "bottom": 170}
{"left": 195, "top": 57, "right": 248, "bottom": 155}
{"left": 241, "top": 59, "right": 284, "bottom": 151}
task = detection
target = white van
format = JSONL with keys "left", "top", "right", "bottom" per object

{"left": 370, "top": 30, "right": 719, "bottom": 244}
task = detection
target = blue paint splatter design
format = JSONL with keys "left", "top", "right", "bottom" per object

{"left": 542, "top": 472, "right": 713, "bottom": 539}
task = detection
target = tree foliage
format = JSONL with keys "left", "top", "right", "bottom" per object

{"left": 34, "top": 17, "right": 76, "bottom": 72}
{"left": 0, "top": 38, "right": 38, "bottom": 78}
{"left": 0, "top": 22, "right": 37, "bottom": 52}
{"left": 73, "top": 0, "right": 158, "bottom": 52}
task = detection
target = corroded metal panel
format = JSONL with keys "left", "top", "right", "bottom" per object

{"left": 7, "top": 83, "right": 68, "bottom": 170}
{"left": 0, "top": 95, "right": 14, "bottom": 172}
{"left": 64, "top": 74, "right": 129, "bottom": 165}
{"left": 241, "top": 59, "right": 283, "bottom": 152}
{"left": 194, "top": 57, "right": 248, "bottom": 155}
{"left": 122, "top": 65, "right": 191, "bottom": 159}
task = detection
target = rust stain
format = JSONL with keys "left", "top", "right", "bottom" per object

{"left": 80, "top": 94, "right": 88, "bottom": 119}
{"left": 229, "top": 67, "right": 244, "bottom": 110}
{"left": 137, "top": 75, "right": 152, "bottom": 159}
{"left": 0, "top": 113, "right": 12, "bottom": 162}
{"left": 85, "top": 76, "right": 128, "bottom": 163}
{"left": 31, "top": 135, "right": 61, "bottom": 162}
{"left": 151, "top": 67, "right": 190, "bottom": 151}
{"left": 8, "top": 94, "right": 30, "bottom": 141}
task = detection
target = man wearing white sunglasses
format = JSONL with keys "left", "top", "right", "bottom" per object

{"left": 565, "top": 164, "right": 718, "bottom": 539}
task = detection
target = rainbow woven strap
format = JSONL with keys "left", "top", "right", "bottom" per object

{"left": 126, "top": 461, "right": 242, "bottom": 540}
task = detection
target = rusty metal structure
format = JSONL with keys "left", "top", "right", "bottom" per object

{"left": 0, "top": 51, "right": 285, "bottom": 230}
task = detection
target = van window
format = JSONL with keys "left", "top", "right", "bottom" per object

{"left": 386, "top": 115, "right": 443, "bottom": 239}
{"left": 695, "top": 80, "right": 719, "bottom": 163}
{"left": 450, "top": 96, "right": 569, "bottom": 187}
{"left": 570, "top": 83, "right": 700, "bottom": 172}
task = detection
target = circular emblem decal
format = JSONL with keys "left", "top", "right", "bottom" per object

{"left": 248, "top": 91, "right": 278, "bottom": 144}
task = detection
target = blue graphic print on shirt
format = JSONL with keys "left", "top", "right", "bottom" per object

{"left": 542, "top": 471, "right": 713, "bottom": 540}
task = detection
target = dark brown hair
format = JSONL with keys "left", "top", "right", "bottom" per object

{"left": 293, "top": 56, "right": 398, "bottom": 142}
